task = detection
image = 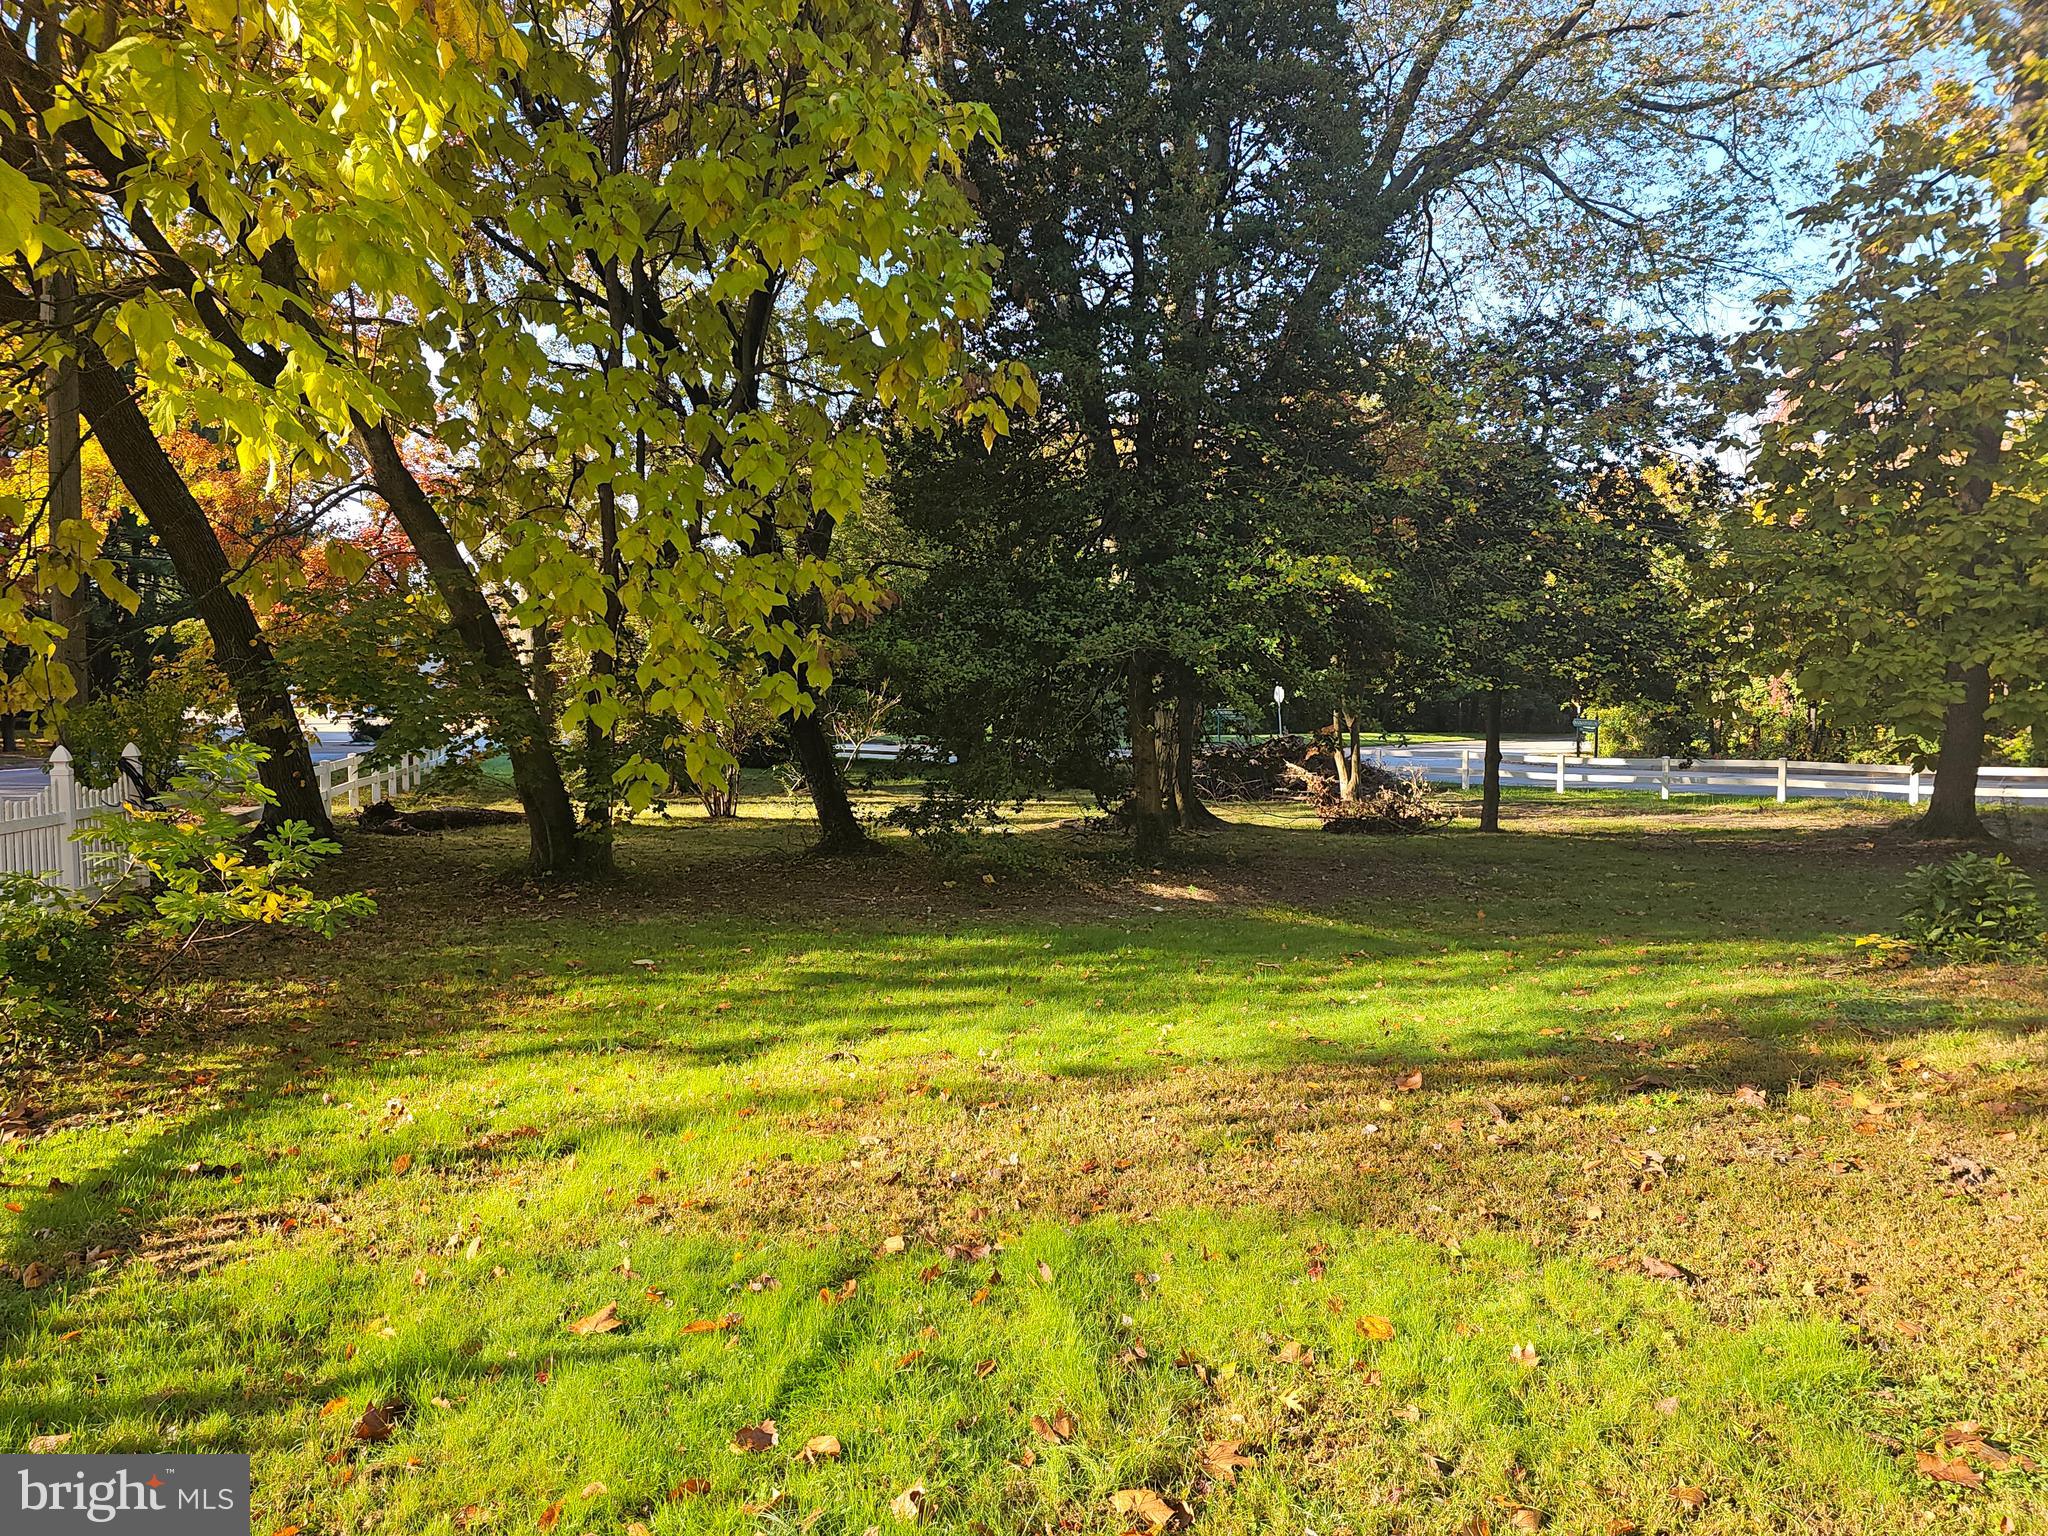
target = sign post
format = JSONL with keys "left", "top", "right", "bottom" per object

{"left": 1272, "top": 684, "right": 1286, "bottom": 737}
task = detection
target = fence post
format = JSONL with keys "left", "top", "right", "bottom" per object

{"left": 1460, "top": 748, "right": 1470, "bottom": 790}
{"left": 346, "top": 753, "right": 360, "bottom": 812}
{"left": 118, "top": 742, "right": 143, "bottom": 804}
{"left": 1659, "top": 755, "right": 1671, "bottom": 801}
{"left": 1554, "top": 753, "right": 1566, "bottom": 794}
{"left": 49, "top": 746, "right": 86, "bottom": 893}
{"left": 1908, "top": 767, "right": 1921, "bottom": 808}
{"left": 1776, "top": 758, "right": 1789, "bottom": 804}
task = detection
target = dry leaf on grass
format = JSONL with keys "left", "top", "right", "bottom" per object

{"left": 1202, "top": 1440, "right": 1254, "bottom": 1484}
{"left": 800, "top": 1434, "right": 842, "bottom": 1463}
{"left": 352, "top": 1402, "right": 397, "bottom": 1442}
{"left": 1638, "top": 1256, "right": 1697, "bottom": 1284}
{"left": 1915, "top": 1449, "right": 1984, "bottom": 1489}
{"left": 1111, "top": 1488, "right": 1176, "bottom": 1533}
{"left": 681, "top": 1313, "right": 739, "bottom": 1334}
{"left": 1031, "top": 1410, "right": 1076, "bottom": 1443}
{"left": 1395, "top": 1069, "right": 1424, "bottom": 1092}
{"left": 392, "top": 1153, "right": 413, "bottom": 1176}
{"left": 536, "top": 1500, "right": 562, "bottom": 1532}
{"left": 1732, "top": 1084, "right": 1768, "bottom": 1107}
{"left": 1508, "top": 1510, "right": 1545, "bottom": 1533}
{"left": 1510, "top": 1343, "right": 1539, "bottom": 1369}
{"left": 565, "top": 1302, "right": 622, "bottom": 1335}
{"left": 1356, "top": 1314, "right": 1396, "bottom": 1341}
{"left": 26, "top": 1432, "right": 71, "bottom": 1452}
{"left": 890, "top": 1483, "right": 928, "bottom": 1523}
{"left": 731, "top": 1419, "right": 779, "bottom": 1453}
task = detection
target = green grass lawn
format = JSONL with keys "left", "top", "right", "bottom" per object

{"left": 4, "top": 785, "right": 2045, "bottom": 1534}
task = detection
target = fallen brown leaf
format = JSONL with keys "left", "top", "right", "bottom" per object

{"left": 1395, "top": 1069, "right": 1424, "bottom": 1092}
{"left": 1916, "top": 1449, "right": 1983, "bottom": 1489}
{"left": 566, "top": 1302, "right": 623, "bottom": 1336}
{"left": 1111, "top": 1488, "right": 1176, "bottom": 1533}
{"left": 1356, "top": 1314, "right": 1396, "bottom": 1341}
{"left": 890, "top": 1483, "right": 928, "bottom": 1523}
{"left": 731, "top": 1419, "right": 779, "bottom": 1453}
{"left": 800, "top": 1434, "right": 842, "bottom": 1463}
{"left": 1202, "top": 1439, "right": 1254, "bottom": 1484}
{"left": 352, "top": 1402, "right": 396, "bottom": 1442}
{"left": 1031, "top": 1410, "right": 1076, "bottom": 1443}
{"left": 26, "top": 1432, "right": 71, "bottom": 1452}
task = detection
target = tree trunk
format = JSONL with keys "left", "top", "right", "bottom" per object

{"left": 43, "top": 272, "right": 88, "bottom": 707}
{"left": 577, "top": 478, "right": 623, "bottom": 873}
{"left": 1480, "top": 689, "right": 1504, "bottom": 833}
{"left": 788, "top": 706, "right": 865, "bottom": 853}
{"left": 1347, "top": 713, "right": 1362, "bottom": 795}
{"left": 74, "top": 346, "right": 330, "bottom": 831}
{"left": 1127, "top": 657, "right": 1174, "bottom": 860}
{"left": 1172, "top": 673, "right": 1221, "bottom": 829}
{"left": 1918, "top": 662, "right": 1990, "bottom": 839}
{"left": 1330, "top": 709, "right": 1354, "bottom": 801}
{"left": 355, "top": 416, "right": 585, "bottom": 875}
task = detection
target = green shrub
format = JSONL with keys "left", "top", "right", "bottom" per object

{"left": 97, "top": 742, "right": 377, "bottom": 944}
{"left": 1895, "top": 852, "right": 2045, "bottom": 962}
{"left": 0, "top": 874, "right": 118, "bottom": 1055}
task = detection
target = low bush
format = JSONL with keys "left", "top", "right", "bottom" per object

{"left": 0, "top": 874, "right": 118, "bottom": 1057}
{"left": 1893, "top": 852, "right": 2045, "bottom": 962}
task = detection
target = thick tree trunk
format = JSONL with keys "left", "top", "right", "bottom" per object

{"left": 1127, "top": 657, "right": 1174, "bottom": 860}
{"left": 1172, "top": 673, "right": 1221, "bottom": 830}
{"left": 1480, "top": 689, "right": 1504, "bottom": 833}
{"left": 75, "top": 347, "right": 330, "bottom": 831}
{"left": 788, "top": 706, "right": 865, "bottom": 852}
{"left": 1330, "top": 709, "right": 1354, "bottom": 800}
{"left": 1918, "top": 662, "right": 1990, "bottom": 839}
{"left": 355, "top": 416, "right": 586, "bottom": 875}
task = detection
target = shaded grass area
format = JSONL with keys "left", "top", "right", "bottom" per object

{"left": 3, "top": 791, "right": 2045, "bottom": 1534}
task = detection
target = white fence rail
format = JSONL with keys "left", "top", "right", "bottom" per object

{"left": 834, "top": 737, "right": 2048, "bottom": 809}
{"left": 313, "top": 746, "right": 447, "bottom": 815}
{"left": 1364, "top": 747, "right": 2048, "bottom": 807}
{"left": 2, "top": 743, "right": 449, "bottom": 895}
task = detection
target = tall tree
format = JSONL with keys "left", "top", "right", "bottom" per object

{"left": 914, "top": 0, "right": 1884, "bottom": 857}
{"left": 1738, "top": 3, "right": 2048, "bottom": 838}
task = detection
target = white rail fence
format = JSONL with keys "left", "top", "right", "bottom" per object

{"left": 1365, "top": 747, "right": 2048, "bottom": 807}
{"left": 314, "top": 745, "right": 447, "bottom": 815}
{"left": 836, "top": 737, "right": 2048, "bottom": 809}
{"left": 2, "top": 743, "right": 449, "bottom": 895}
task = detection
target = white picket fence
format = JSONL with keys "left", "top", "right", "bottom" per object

{"left": 1366, "top": 747, "right": 2048, "bottom": 807}
{"left": 1, "top": 742, "right": 449, "bottom": 895}
{"left": 0, "top": 744, "right": 145, "bottom": 895}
